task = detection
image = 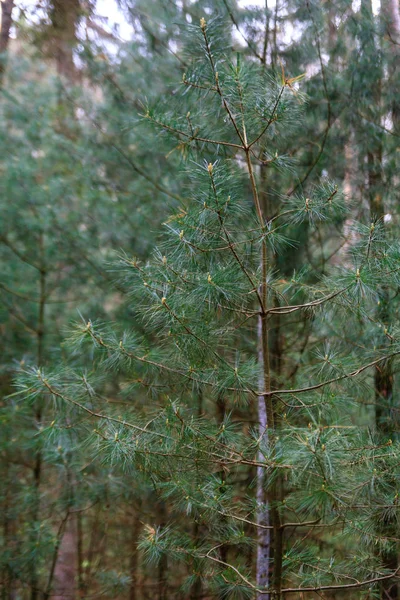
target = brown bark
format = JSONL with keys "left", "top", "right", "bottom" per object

{"left": 31, "top": 244, "right": 47, "bottom": 600}
{"left": 216, "top": 394, "right": 229, "bottom": 584}
{"left": 52, "top": 515, "right": 78, "bottom": 600}
{"left": 0, "top": 1, "right": 13, "bottom": 53}
{"left": 129, "top": 513, "right": 142, "bottom": 600}
{"left": 2, "top": 457, "right": 15, "bottom": 600}
{"left": 0, "top": 0, "right": 14, "bottom": 84}
{"left": 47, "top": 467, "right": 78, "bottom": 600}
{"left": 49, "top": 0, "right": 81, "bottom": 80}
{"left": 367, "top": 112, "right": 393, "bottom": 440}
{"left": 156, "top": 503, "right": 168, "bottom": 600}
{"left": 192, "top": 391, "right": 204, "bottom": 599}
{"left": 76, "top": 511, "right": 83, "bottom": 597}
{"left": 369, "top": 158, "right": 398, "bottom": 598}
{"left": 362, "top": 3, "right": 398, "bottom": 595}
{"left": 381, "top": 0, "right": 400, "bottom": 127}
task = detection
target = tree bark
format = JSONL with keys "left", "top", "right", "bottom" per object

{"left": 256, "top": 328, "right": 270, "bottom": 598}
{"left": 49, "top": 0, "right": 80, "bottom": 80}
{"left": 0, "top": 0, "right": 14, "bottom": 85}
{"left": 361, "top": 3, "right": 398, "bottom": 596}
{"left": 129, "top": 512, "right": 142, "bottom": 600}
{"left": 256, "top": 187, "right": 271, "bottom": 596}
{"left": 52, "top": 515, "right": 77, "bottom": 600}
{"left": 381, "top": 0, "right": 400, "bottom": 127}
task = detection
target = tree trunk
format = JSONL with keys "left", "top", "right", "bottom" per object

{"left": 129, "top": 513, "right": 142, "bottom": 600}
{"left": 216, "top": 393, "right": 229, "bottom": 593}
{"left": 157, "top": 503, "right": 167, "bottom": 600}
{"left": 362, "top": 3, "right": 398, "bottom": 595}
{"left": 256, "top": 317, "right": 270, "bottom": 599}
{"left": 52, "top": 515, "right": 77, "bottom": 600}
{"left": 0, "top": 0, "right": 14, "bottom": 85}
{"left": 49, "top": 0, "right": 80, "bottom": 80}
{"left": 381, "top": 0, "right": 400, "bottom": 127}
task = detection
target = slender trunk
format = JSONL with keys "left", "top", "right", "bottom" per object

{"left": 52, "top": 515, "right": 77, "bottom": 600}
{"left": 2, "top": 459, "right": 11, "bottom": 600}
{"left": 0, "top": 0, "right": 14, "bottom": 85}
{"left": 157, "top": 503, "right": 167, "bottom": 600}
{"left": 157, "top": 555, "right": 167, "bottom": 600}
{"left": 76, "top": 511, "right": 83, "bottom": 598}
{"left": 269, "top": 298, "right": 283, "bottom": 599}
{"left": 44, "top": 511, "right": 70, "bottom": 600}
{"left": 256, "top": 319, "right": 270, "bottom": 598}
{"left": 191, "top": 519, "right": 202, "bottom": 600}
{"left": 369, "top": 182, "right": 398, "bottom": 600}
{"left": 30, "top": 451, "right": 42, "bottom": 600}
{"left": 31, "top": 240, "right": 46, "bottom": 600}
{"left": 83, "top": 507, "right": 101, "bottom": 592}
{"left": 381, "top": 0, "right": 400, "bottom": 128}
{"left": 216, "top": 394, "right": 229, "bottom": 571}
{"left": 271, "top": 0, "right": 279, "bottom": 71}
{"left": 369, "top": 141, "right": 391, "bottom": 436}
{"left": 362, "top": 3, "right": 398, "bottom": 594}
{"left": 129, "top": 513, "right": 142, "bottom": 600}
{"left": 192, "top": 390, "right": 203, "bottom": 599}
{"left": 369, "top": 146, "right": 398, "bottom": 597}
{"left": 262, "top": 1, "right": 269, "bottom": 66}
{"left": 246, "top": 151, "right": 284, "bottom": 598}
{"left": 46, "top": 468, "right": 77, "bottom": 600}
{"left": 256, "top": 165, "right": 271, "bottom": 599}
{"left": 0, "top": 372, "right": 17, "bottom": 600}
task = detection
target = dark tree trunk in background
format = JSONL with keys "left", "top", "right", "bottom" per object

{"left": 216, "top": 393, "right": 229, "bottom": 599}
{"left": 49, "top": 0, "right": 80, "bottom": 80}
{"left": 129, "top": 513, "right": 142, "bottom": 600}
{"left": 157, "top": 503, "right": 168, "bottom": 600}
{"left": 52, "top": 516, "right": 77, "bottom": 600}
{"left": 0, "top": 0, "right": 14, "bottom": 85}
{"left": 361, "top": 2, "right": 398, "bottom": 596}
{"left": 381, "top": 0, "right": 400, "bottom": 127}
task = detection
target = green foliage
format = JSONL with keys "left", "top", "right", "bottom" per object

{"left": 2, "top": 1, "right": 400, "bottom": 599}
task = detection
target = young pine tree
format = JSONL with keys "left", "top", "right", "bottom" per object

{"left": 15, "top": 16, "right": 400, "bottom": 600}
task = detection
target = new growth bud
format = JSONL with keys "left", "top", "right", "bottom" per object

{"left": 200, "top": 17, "right": 206, "bottom": 30}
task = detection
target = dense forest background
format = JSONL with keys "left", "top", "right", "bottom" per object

{"left": 1, "top": 0, "right": 400, "bottom": 598}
